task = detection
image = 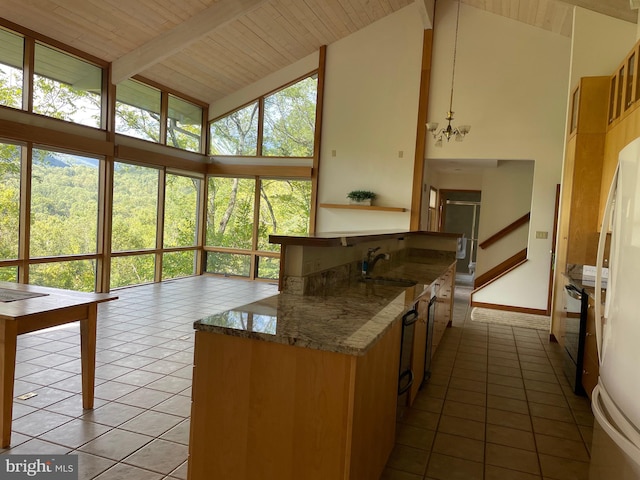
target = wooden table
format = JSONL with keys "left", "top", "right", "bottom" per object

{"left": 0, "top": 282, "right": 117, "bottom": 447}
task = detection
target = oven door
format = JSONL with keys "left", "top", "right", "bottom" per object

{"left": 563, "top": 283, "right": 587, "bottom": 395}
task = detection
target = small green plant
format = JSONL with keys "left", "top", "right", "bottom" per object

{"left": 347, "top": 190, "right": 377, "bottom": 201}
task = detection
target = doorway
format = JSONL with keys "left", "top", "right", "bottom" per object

{"left": 440, "top": 190, "right": 481, "bottom": 280}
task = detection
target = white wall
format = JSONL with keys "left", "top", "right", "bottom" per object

{"left": 426, "top": 0, "right": 570, "bottom": 310}
{"left": 316, "top": 4, "right": 424, "bottom": 232}
{"left": 475, "top": 160, "right": 534, "bottom": 275}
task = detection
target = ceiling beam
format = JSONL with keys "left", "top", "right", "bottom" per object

{"left": 416, "top": 0, "right": 435, "bottom": 29}
{"left": 111, "top": 0, "right": 268, "bottom": 85}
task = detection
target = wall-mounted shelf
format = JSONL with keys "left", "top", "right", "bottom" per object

{"left": 319, "top": 203, "right": 407, "bottom": 212}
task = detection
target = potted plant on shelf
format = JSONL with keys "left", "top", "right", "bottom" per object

{"left": 347, "top": 190, "right": 376, "bottom": 206}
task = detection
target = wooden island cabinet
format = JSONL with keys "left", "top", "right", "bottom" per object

{"left": 187, "top": 231, "right": 459, "bottom": 480}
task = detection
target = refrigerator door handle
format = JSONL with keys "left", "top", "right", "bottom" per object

{"left": 593, "top": 384, "right": 640, "bottom": 455}
{"left": 595, "top": 163, "right": 619, "bottom": 363}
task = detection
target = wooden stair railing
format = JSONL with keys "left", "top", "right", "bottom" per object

{"left": 478, "top": 212, "right": 530, "bottom": 250}
{"left": 473, "top": 248, "right": 527, "bottom": 289}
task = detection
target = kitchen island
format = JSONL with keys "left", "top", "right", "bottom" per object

{"left": 187, "top": 231, "right": 458, "bottom": 480}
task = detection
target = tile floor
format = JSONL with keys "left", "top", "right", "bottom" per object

{"left": 1, "top": 275, "right": 594, "bottom": 480}
{"left": 2, "top": 276, "right": 278, "bottom": 479}
{"left": 382, "top": 283, "right": 595, "bottom": 480}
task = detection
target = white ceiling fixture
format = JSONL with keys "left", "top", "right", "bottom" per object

{"left": 426, "top": 0, "right": 470, "bottom": 147}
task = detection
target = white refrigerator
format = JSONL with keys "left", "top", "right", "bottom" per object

{"left": 590, "top": 137, "right": 640, "bottom": 479}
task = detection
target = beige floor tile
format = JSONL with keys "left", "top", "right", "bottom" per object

{"left": 380, "top": 467, "right": 422, "bottom": 480}
{"left": 485, "top": 464, "right": 542, "bottom": 480}
{"left": 535, "top": 433, "right": 590, "bottom": 462}
{"left": 527, "top": 389, "right": 568, "bottom": 408}
{"left": 531, "top": 416, "right": 582, "bottom": 441}
{"left": 529, "top": 404, "right": 574, "bottom": 423}
{"left": 438, "top": 414, "right": 485, "bottom": 441}
{"left": 488, "top": 383, "right": 527, "bottom": 400}
{"left": 93, "top": 463, "right": 163, "bottom": 480}
{"left": 446, "top": 387, "right": 486, "bottom": 406}
{"left": 426, "top": 452, "right": 483, "bottom": 480}
{"left": 123, "top": 438, "right": 189, "bottom": 474}
{"left": 442, "top": 400, "right": 486, "bottom": 422}
{"left": 119, "top": 410, "right": 183, "bottom": 437}
{"left": 159, "top": 419, "right": 190, "bottom": 445}
{"left": 395, "top": 423, "right": 436, "bottom": 450}
{"left": 385, "top": 443, "right": 429, "bottom": 475}
{"left": 488, "top": 364, "right": 522, "bottom": 378}
{"left": 78, "top": 428, "right": 153, "bottom": 461}
{"left": 168, "top": 461, "right": 188, "bottom": 480}
{"left": 448, "top": 376, "right": 487, "bottom": 394}
{"left": 421, "top": 382, "right": 448, "bottom": 399}
{"left": 487, "top": 394, "right": 529, "bottom": 415}
{"left": 11, "top": 409, "right": 75, "bottom": 437}
{"left": 5, "top": 438, "right": 72, "bottom": 455}
{"left": 433, "top": 432, "right": 484, "bottom": 462}
{"left": 525, "top": 379, "right": 564, "bottom": 395}
{"left": 538, "top": 453, "right": 590, "bottom": 479}
{"left": 486, "top": 408, "right": 533, "bottom": 432}
{"left": 39, "top": 418, "right": 112, "bottom": 449}
{"left": 399, "top": 408, "right": 440, "bottom": 430}
{"left": 522, "top": 369, "right": 560, "bottom": 383}
{"left": 485, "top": 443, "right": 540, "bottom": 475}
{"left": 451, "top": 366, "right": 486, "bottom": 381}
{"left": 486, "top": 423, "right": 536, "bottom": 451}
{"left": 75, "top": 452, "right": 116, "bottom": 480}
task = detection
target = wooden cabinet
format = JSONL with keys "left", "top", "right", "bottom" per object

{"left": 552, "top": 76, "right": 608, "bottom": 343}
{"left": 187, "top": 319, "right": 401, "bottom": 480}
{"left": 582, "top": 294, "right": 600, "bottom": 400}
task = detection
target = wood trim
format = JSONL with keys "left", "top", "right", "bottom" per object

{"left": 132, "top": 74, "right": 210, "bottom": 109}
{"left": 207, "top": 163, "right": 312, "bottom": 178}
{"left": 469, "top": 301, "right": 548, "bottom": 317}
{"left": 115, "top": 145, "right": 208, "bottom": 173}
{"left": 155, "top": 169, "right": 167, "bottom": 283}
{"left": 18, "top": 144, "right": 31, "bottom": 284}
{"left": 22, "top": 37, "right": 34, "bottom": 113}
{"left": 478, "top": 212, "right": 530, "bottom": 250}
{"left": 319, "top": 203, "right": 406, "bottom": 212}
{"left": 473, "top": 248, "right": 527, "bottom": 289}
{"left": 310, "top": 45, "right": 326, "bottom": 235}
{"left": 410, "top": 29, "right": 433, "bottom": 230}
{"left": 547, "top": 184, "right": 560, "bottom": 316}
{"left": 0, "top": 118, "right": 112, "bottom": 157}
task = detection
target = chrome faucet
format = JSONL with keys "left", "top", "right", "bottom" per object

{"left": 365, "top": 247, "right": 389, "bottom": 276}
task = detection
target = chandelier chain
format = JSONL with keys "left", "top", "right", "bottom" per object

{"left": 449, "top": 0, "right": 461, "bottom": 113}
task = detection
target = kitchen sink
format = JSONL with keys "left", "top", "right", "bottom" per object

{"left": 360, "top": 277, "right": 416, "bottom": 287}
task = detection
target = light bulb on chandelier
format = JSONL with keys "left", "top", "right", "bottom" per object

{"left": 426, "top": 0, "right": 470, "bottom": 147}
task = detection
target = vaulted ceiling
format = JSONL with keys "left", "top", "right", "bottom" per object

{"left": 0, "top": 0, "right": 636, "bottom": 110}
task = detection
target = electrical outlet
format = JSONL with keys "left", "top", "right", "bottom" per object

{"left": 535, "top": 231, "right": 548, "bottom": 239}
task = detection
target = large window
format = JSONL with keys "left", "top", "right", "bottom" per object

{"left": 205, "top": 176, "right": 311, "bottom": 279}
{"left": 167, "top": 94, "right": 202, "bottom": 152}
{"left": 33, "top": 44, "right": 102, "bottom": 128}
{"left": 0, "top": 28, "right": 23, "bottom": 109}
{"left": 0, "top": 142, "right": 21, "bottom": 268}
{"left": 262, "top": 76, "right": 317, "bottom": 157}
{"left": 115, "top": 79, "right": 161, "bottom": 142}
{"left": 257, "top": 179, "right": 311, "bottom": 251}
{"left": 30, "top": 149, "right": 99, "bottom": 257}
{"left": 164, "top": 173, "right": 201, "bottom": 248}
{"left": 209, "top": 73, "right": 318, "bottom": 158}
{"left": 112, "top": 162, "right": 159, "bottom": 251}
{"left": 209, "top": 102, "right": 258, "bottom": 155}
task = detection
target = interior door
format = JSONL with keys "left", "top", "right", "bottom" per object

{"left": 440, "top": 190, "right": 481, "bottom": 276}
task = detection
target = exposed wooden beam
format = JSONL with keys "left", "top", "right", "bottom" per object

{"left": 111, "top": 0, "right": 268, "bottom": 84}
{"left": 415, "top": 0, "right": 435, "bottom": 29}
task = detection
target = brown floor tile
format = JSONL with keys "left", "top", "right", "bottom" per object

{"left": 486, "top": 408, "right": 533, "bottom": 432}
{"left": 486, "top": 423, "right": 536, "bottom": 451}
{"left": 487, "top": 394, "right": 529, "bottom": 415}
{"left": 426, "top": 452, "right": 483, "bottom": 480}
{"left": 446, "top": 387, "right": 486, "bottom": 406}
{"left": 395, "top": 423, "right": 436, "bottom": 450}
{"left": 529, "top": 404, "right": 574, "bottom": 423}
{"left": 448, "top": 376, "right": 487, "bottom": 393}
{"left": 433, "top": 432, "right": 484, "bottom": 462}
{"left": 385, "top": 443, "right": 429, "bottom": 475}
{"left": 531, "top": 416, "right": 582, "bottom": 441}
{"left": 485, "top": 464, "right": 542, "bottom": 480}
{"left": 485, "top": 443, "right": 540, "bottom": 475}
{"left": 538, "top": 453, "right": 590, "bottom": 479}
{"left": 488, "top": 383, "right": 527, "bottom": 400}
{"left": 438, "top": 414, "right": 485, "bottom": 441}
{"left": 535, "top": 433, "right": 590, "bottom": 462}
{"left": 379, "top": 468, "right": 422, "bottom": 480}
{"left": 442, "top": 400, "right": 486, "bottom": 422}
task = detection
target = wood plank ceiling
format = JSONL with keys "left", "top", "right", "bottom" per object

{"left": 0, "top": 0, "right": 636, "bottom": 109}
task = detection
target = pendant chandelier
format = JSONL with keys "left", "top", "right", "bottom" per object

{"left": 426, "top": 0, "right": 470, "bottom": 147}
